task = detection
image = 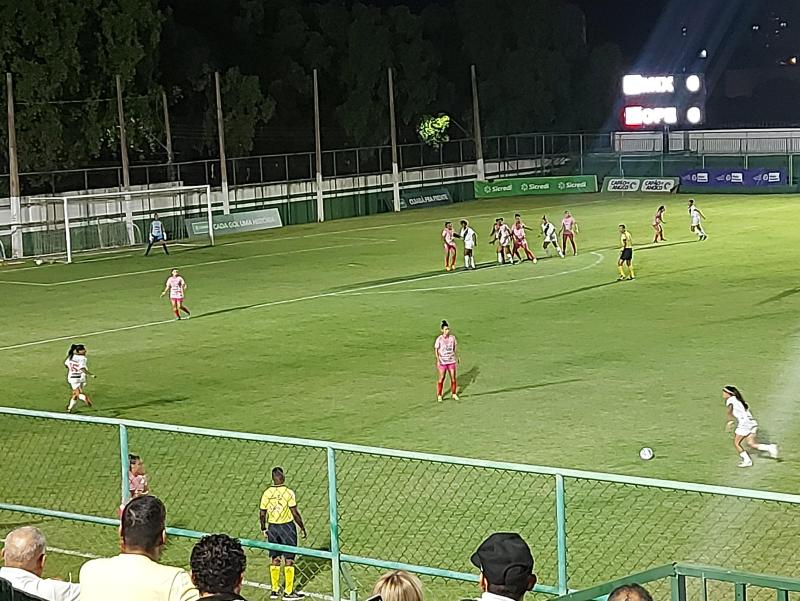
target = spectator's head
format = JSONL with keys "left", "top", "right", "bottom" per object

{"left": 2, "top": 526, "right": 47, "bottom": 577}
{"left": 272, "top": 467, "right": 285, "bottom": 485}
{"left": 470, "top": 533, "right": 536, "bottom": 601}
{"left": 153, "top": 213, "right": 159, "bottom": 219}
{"left": 609, "top": 584, "right": 653, "bottom": 601}
{"left": 372, "top": 570, "right": 424, "bottom": 601}
{"left": 190, "top": 534, "right": 247, "bottom": 597}
{"left": 120, "top": 495, "right": 167, "bottom": 560}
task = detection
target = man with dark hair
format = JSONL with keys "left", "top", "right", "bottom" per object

{"left": 608, "top": 584, "right": 653, "bottom": 601}
{"left": 80, "top": 495, "right": 198, "bottom": 601}
{"left": 190, "top": 534, "right": 248, "bottom": 600}
{"left": 259, "top": 467, "right": 306, "bottom": 600}
{"left": 470, "top": 533, "right": 537, "bottom": 601}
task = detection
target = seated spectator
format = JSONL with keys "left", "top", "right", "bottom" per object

{"left": 470, "top": 533, "right": 537, "bottom": 601}
{"left": 0, "top": 526, "right": 80, "bottom": 601}
{"left": 190, "top": 534, "right": 248, "bottom": 600}
{"left": 79, "top": 495, "right": 199, "bottom": 601}
{"left": 371, "top": 570, "right": 424, "bottom": 601}
{"left": 609, "top": 584, "right": 653, "bottom": 601}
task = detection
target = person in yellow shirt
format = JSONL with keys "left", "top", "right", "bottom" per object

{"left": 617, "top": 224, "right": 635, "bottom": 281}
{"left": 259, "top": 467, "right": 307, "bottom": 600}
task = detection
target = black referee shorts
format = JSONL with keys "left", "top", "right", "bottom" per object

{"left": 267, "top": 522, "right": 298, "bottom": 559}
{"left": 620, "top": 248, "right": 633, "bottom": 262}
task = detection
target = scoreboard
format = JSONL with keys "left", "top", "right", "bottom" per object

{"left": 621, "top": 74, "right": 706, "bottom": 129}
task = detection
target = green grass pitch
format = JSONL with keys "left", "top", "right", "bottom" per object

{"left": 2, "top": 191, "right": 800, "bottom": 599}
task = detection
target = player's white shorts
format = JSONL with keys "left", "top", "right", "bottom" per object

{"left": 544, "top": 234, "right": 558, "bottom": 244}
{"left": 68, "top": 377, "right": 86, "bottom": 390}
{"left": 735, "top": 423, "right": 758, "bottom": 437}
{"left": 691, "top": 218, "right": 701, "bottom": 227}
{"left": 465, "top": 242, "right": 475, "bottom": 251}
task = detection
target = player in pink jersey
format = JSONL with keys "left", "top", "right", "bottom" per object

{"left": 652, "top": 205, "right": 666, "bottom": 243}
{"left": 441, "top": 221, "right": 457, "bottom": 271}
{"left": 560, "top": 211, "right": 579, "bottom": 255}
{"left": 511, "top": 213, "right": 538, "bottom": 264}
{"left": 161, "top": 268, "right": 190, "bottom": 320}
{"left": 434, "top": 320, "right": 459, "bottom": 402}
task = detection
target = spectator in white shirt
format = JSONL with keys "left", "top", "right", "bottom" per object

{"left": 0, "top": 526, "right": 80, "bottom": 601}
{"left": 470, "top": 533, "right": 536, "bottom": 601}
{"left": 79, "top": 495, "right": 198, "bottom": 601}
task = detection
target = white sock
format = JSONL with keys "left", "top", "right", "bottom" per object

{"left": 68, "top": 399, "right": 78, "bottom": 411}
{"left": 470, "top": 256, "right": 476, "bottom": 268}
{"left": 755, "top": 443, "right": 770, "bottom": 452}
{"left": 497, "top": 253, "right": 503, "bottom": 264}
{"left": 78, "top": 393, "right": 87, "bottom": 402}
{"left": 740, "top": 451, "right": 752, "bottom": 462}
{"left": 465, "top": 256, "right": 470, "bottom": 268}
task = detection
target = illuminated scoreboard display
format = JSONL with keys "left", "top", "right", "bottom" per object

{"left": 621, "top": 74, "right": 706, "bottom": 129}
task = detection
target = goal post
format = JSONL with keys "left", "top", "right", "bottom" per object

{"left": 22, "top": 185, "right": 214, "bottom": 263}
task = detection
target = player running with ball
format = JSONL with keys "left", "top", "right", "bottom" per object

{"left": 723, "top": 385, "right": 778, "bottom": 467}
{"left": 434, "top": 320, "right": 459, "bottom": 402}
{"left": 64, "top": 344, "right": 95, "bottom": 413}
{"left": 511, "top": 214, "right": 538, "bottom": 264}
{"left": 161, "top": 268, "right": 191, "bottom": 320}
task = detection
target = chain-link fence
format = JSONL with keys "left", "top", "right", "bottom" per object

{"left": 3, "top": 408, "right": 800, "bottom": 601}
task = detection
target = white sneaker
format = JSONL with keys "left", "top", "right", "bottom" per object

{"left": 738, "top": 460, "right": 753, "bottom": 468}
{"left": 437, "top": 395, "right": 443, "bottom": 403}
{"left": 532, "top": 257, "right": 538, "bottom": 264}
{"left": 452, "top": 394, "right": 460, "bottom": 401}
{"left": 769, "top": 444, "right": 779, "bottom": 459}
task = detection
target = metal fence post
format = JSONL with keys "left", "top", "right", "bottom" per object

{"left": 327, "top": 447, "right": 342, "bottom": 601}
{"left": 555, "top": 474, "right": 568, "bottom": 595}
{"left": 120, "top": 425, "right": 130, "bottom": 508}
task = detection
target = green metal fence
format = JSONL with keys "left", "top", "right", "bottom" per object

{"left": 2, "top": 407, "right": 800, "bottom": 601}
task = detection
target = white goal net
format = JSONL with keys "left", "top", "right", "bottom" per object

{"left": 20, "top": 185, "right": 213, "bottom": 263}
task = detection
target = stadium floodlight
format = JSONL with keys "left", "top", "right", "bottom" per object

{"left": 687, "top": 107, "right": 703, "bottom": 124}
{"left": 23, "top": 185, "right": 214, "bottom": 264}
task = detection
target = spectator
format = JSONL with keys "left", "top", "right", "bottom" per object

{"left": 79, "top": 495, "right": 198, "bottom": 601}
{"left": 371, "top": 570, "right": 424, "bottom": 601}
{"left": 609, "top": 584, "right": 653, "bottom": 601}
{"left": 129, "top": 454, "right": 151, "bottom": 499}
{"left": 259, "top": 467, "right": 306, "bottom": 601}
{"left": 0, "top": 526, "right": 80, "bottom": 601}
{"left": 470, "top": 533, "right": 536, "bottom": 601}
{"left": 190, "top": 534, "right": 248, "bottom": 601}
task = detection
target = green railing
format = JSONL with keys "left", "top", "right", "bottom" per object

{"left": 2, "top": 407, "right": 800, "bottom": 601}
{"left": 555, "top": 563, "right": 800, "bottom": 601}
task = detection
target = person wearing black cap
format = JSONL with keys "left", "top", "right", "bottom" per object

{"left": 470, "top": 533, "right": 536, "bottom": 601}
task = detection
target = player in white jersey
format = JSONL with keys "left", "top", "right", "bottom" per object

{"left": 144, "top": 213, "right": 170, "bottom": 256}
{"left": 64, "top": 344, "right": 95, "bottom": 413}
{"left": 490, "top": 218, "right": 514, "bottom": 265}
{"left": 457, "top": 219, "right": 478, "bottom": 269}
{"left": 688, "top": 199, "right": 707, "bottom": 240}
{"left": 723, "top": 385, "right": 778, "bottom": 467}
{"left": 161, "top": 268, "right": 191, "bottom": 320}
{"left": 540, "top": 216, "right": 564, "bottom": 258}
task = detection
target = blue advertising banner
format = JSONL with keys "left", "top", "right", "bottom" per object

{"left": 680, "top": 168, "right": 789, "bottom": 193}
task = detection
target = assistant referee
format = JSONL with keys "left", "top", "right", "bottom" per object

{"left": 259, "top": 467, "right": 307, "bottom": 600}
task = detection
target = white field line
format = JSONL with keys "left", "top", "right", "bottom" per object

{"left": 0, "top": 241, "right": 386, "bottom": 288}
{"left": 47, "top": 546, "right": 340, "bottom": 601}
{"left": 0, "top": 253, "right": 605, "bottom": 352}
{"left": 339, "top": 251, "right": 605, "bottom": 295}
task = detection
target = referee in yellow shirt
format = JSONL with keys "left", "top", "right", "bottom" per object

{"left": 259, "top": 467, "right": 307, "bottom": 600}
{"left": 617, "top": 224, "right": 635, "bottom": 281}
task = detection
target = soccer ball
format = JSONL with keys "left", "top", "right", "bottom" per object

{"left": 34, "top": 259, "right": 44, "bottom": 266}
{"left": 639, "top": 447, "right": 654, "bottom": 461}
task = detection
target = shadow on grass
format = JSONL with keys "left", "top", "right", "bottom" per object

{"left": 458, "top": 366, "right": 480, "bottom": 393}
{"left": 526, "top": 280, "right": 619, "bottom": 302}
{"left": 467, "top": 378, "right": 582, "bottom": 399}
{"left": 636, "top": 239, "right": 699, "bottom": 252}
{"left": 100, "top": 396, "right": 190, "bottom": 418}
{"left": 758, "top": 288, "right": 800, "bottom": 305}
{"left": 330, "top": 263, "right": 504, "bottom": 292}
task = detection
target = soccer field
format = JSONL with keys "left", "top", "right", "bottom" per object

{"left": 2, "top": 191, "right": 800, "bottom": 597}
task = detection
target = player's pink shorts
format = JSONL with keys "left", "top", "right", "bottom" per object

{"left": 170, "top": 295, "right": 184, "bottom": 301}
{"left": 563, "top": 231, "right": 574, "bottom": 238}
{"left": 438, "top": 363, "right": 456, "bottom": 373}
{"left": 444, "top": 243, "right": 456, "bottom": 252}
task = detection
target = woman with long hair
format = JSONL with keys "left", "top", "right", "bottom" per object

{"left": 64, "top": 344, "right": 94, "bottom": 413}
{"left": 723, "top": 385, "right": 778, "bottom": 467}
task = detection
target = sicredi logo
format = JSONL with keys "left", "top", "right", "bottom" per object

{"left": 623, "top": 75, "right": 675, "bottom": 96}
{"left": 565, "top": 181, "right": 587, "bottom": 189}
{"left": 489, "top": 183, "right": 513, "bottom": 193}
{"left": 624, "top": 106, "right": 678, "bottom": 126}
{"left": 529, "top": 183, "right": 550, "bottom": 190}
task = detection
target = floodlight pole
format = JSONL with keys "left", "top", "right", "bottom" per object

{"left": 161, "top": 90, "right": 175, "bottom": 171}
{"left": 63, "top": 197, "right": 72, "bottom": 264}
{"left": 470, "top": 65, "right": 485, "bottom": 182}
{"left": 115, "top": 75, "right": 135, "bottom": 246}
{"left": 6, "top": 72, "right": 21, "bottom": 258}
{"left": 214, "top": 71, "right": 231, "bottom": 215}
{"left": 388, "top": 67, "right": 401, "bottom": 212}
{"left": 313, "top": 69, "right": 325, "bottom": 222}
{"left": 205, "top": 185, "right": 215, "bottom": 246}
